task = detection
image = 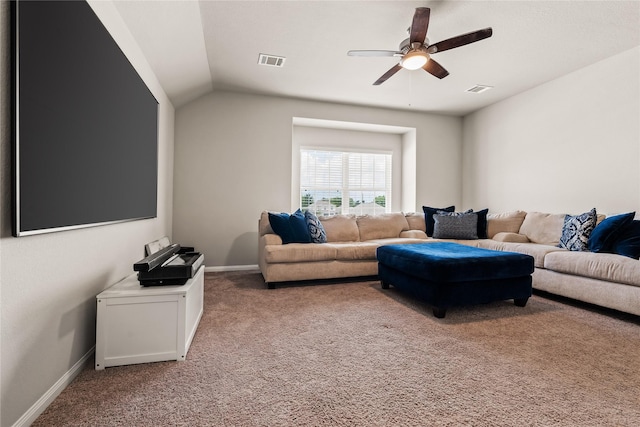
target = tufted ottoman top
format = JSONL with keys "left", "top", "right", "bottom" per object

{"left": 376, "top": 242, "right": 534, "bottom": 283}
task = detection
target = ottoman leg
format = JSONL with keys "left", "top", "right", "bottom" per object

{"left": 433, "top": 307, "right": 447, "bottom": 318}
{"left": 514, "top": 297, "right": 529, "bottom": 307}
{"left": 381, "top": 280, "right": 390, "bottom": 289}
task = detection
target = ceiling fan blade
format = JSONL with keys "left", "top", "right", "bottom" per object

{"left": 423, "top": 58, "right": 449, "bottom": 79}
{"left": 347, "top": 50, "right": 402, "bottom": 57}
{"left": 428, "top": 27, "right": 493, "bottom": 54}
{"left": 409, "top": 7, "right": 430, "bottom": 44}
{"left": 373, "top": 64, "right": 403, "bottom": 85}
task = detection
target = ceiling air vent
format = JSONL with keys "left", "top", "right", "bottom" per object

{"left": 466, "top": 84, "right": 493, "bottom": 94}
{"left": 258, "top": 53, "right": 286, "bottom": 68}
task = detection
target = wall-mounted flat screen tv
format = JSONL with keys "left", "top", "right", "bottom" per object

{"left": 11, "top": 0, "right": 158, "bottom": 237}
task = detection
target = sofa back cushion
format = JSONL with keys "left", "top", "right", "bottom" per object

{"left": 357, "top": 213, "right": 410, "bottom": 241}
{"left": 492, "top": 232, "right": 530, "bottom": 243}
{"left": 319, "top": 214, "right": 360, "bottom": 242}
{"left": 487, "top": 210, "right": 527, "bottom": 238}
{"left": 519, "top": 212, "right": 566, "bottom": 245}
{"left": 404, "top": 212, "right": 426, "bottom": 232}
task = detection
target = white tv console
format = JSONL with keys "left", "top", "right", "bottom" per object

{"left": 95, "top": 265, "right": 205, "bottom": 370}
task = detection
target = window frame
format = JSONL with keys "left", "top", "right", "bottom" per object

{"left": 299, "top": 147, "right": 393, "bottom": 215}
{"left": 291, "top": 122, "right": 406, "bottom": 214}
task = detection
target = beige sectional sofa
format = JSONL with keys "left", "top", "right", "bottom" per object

{"left": 258, "top": 210, "right": 640, "bottom": 316}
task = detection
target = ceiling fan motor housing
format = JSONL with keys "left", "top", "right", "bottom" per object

{"left": 399, "top": 37, "right": 430, "bottom": 54}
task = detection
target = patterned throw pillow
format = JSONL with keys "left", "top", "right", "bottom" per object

{"left": 304, "top": 210, "right": 327, "bottom": 243}
{"left": 558, "top": 208, "right": 597, "bottom": 251}
{"left": 432, "top": 211, "right": 478, "bottom": 240}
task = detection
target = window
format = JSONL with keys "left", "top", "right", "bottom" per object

{"left": 300, "top": 148, "right": 392, "bottom": 216}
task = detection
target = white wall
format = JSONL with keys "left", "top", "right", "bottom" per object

{"left": 462, "top": 47, "right": 640, "bottom": 216}
{"left": 174, "top": 91, "right": 461, "bottom": 267}
{"left": 0, "top": 1, "right": 175, "bottom": 425}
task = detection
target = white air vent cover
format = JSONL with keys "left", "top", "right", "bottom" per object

{"left": 258, "top": 54, "right": 286, "bottom": 67}
{"left": 466, "top": 84, "right": 493, "bottom": 94}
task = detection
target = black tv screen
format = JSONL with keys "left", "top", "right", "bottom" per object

{"left": 11, "top": 0, "right": 158, "bottom": 237}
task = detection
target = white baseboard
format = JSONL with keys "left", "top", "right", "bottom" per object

{"left": 205, "top": 264, "right": 259, "bottom": 273}
{"left": 13, "top": 346, "right": 95, "bottom": 427}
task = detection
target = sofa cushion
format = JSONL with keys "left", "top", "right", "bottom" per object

{"left": 357, "top": 213, "right": 409, "bottom": 241}
{"left": 544, "top": 251, "right": 640, "bottom": 287}
{"left": 519, "top": 212, "right": 566, "bottom": 245}
{"left": 304, "top": 210, "right": 327, "bottom": 243}
{"left": 610, "top": 220, "right": 640, "bottom": 260}
{"left": 492, "top": 232, "right": 530, "bottom": 243}
{"left": 264, "top": 243, "right": 336, "bottom": 263}
{"left": 423, "top": 205, "right": 455, "bottom": 237}
{"left": 319, "top": 214, "right": 360, "bottom": 242}
{"left": 588, "top": 212, "right": 636, "bottom": 253}
{"left": 404, "top": 212, "right": 426, "bottom": 232}
{"left": 399, "top": 230, "right": 428, "bottom": 239}
{"left": 368, "top": 237, "right": 431, "bottom": 245}
{"left": 331, "top": 242, "right": 379, "bottom": 261}
{"left": 268, "top": 210, "right": 312, "bottom": 244}
{"left": 487, "top": 210, "right": 527, "bottom": 238}
{"left": 433, "top": 211, "right": 478, "bottom": 240}
{"left": 477, "top": 240, "right": 565, "bottom": 268}
{"left": 558, "top": 208, "right": 597, "bottom": 251}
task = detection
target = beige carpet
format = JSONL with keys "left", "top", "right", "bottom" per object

{"left": 34, "top": 271, "right": 640, "bottom": 426}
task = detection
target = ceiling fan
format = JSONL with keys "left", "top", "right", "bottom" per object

{"left": 347, "top": 7, "right": 493, "bottom": 85}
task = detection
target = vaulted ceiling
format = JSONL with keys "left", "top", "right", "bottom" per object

{"left": 114, "top": 0, "right": 640, "bottom": 115}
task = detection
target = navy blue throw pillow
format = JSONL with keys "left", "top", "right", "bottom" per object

{"left": 423, "top": 205, "right": 455, "bottom": 237}
{"left": 474, "top": 208, "right": 489, "bottom": 239}
{"left": 268, "top": 209, "right": 312, "bottom": 244}
{"left": 588, "top": 212, "right": 635, "bottom": 253}
{"left": 290, "top": 209, "right": 312, "bottom": 243}
{"left": 268, "top": 212, "right": 295, "bottom": 243}
{"left": 610, "top": 220, "right": 640, "bottom": 259}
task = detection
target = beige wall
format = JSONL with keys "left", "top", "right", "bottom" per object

{"left": 174, "top": 91, "right": 462, "bottom": 267}
{"left": 462, "top": 47, "right": 640, "bottom": 216}
{"left": 0, "top": 1, "right": 175, "bottom": 425}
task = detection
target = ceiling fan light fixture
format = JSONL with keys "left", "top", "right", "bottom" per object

{"left": 400, "top": 50, "right": 428, "bottom": 70}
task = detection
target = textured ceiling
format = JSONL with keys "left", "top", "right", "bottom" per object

{"left": 115, "top": 0, "right": 640, "bottom": 115}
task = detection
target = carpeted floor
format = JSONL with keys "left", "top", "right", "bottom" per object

{"left": 34, "top": 271, "right": 640, "bottom": 426}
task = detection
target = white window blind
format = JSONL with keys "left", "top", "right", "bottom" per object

{"left": 300, "top": 148, "right": 392, "bottom": 216}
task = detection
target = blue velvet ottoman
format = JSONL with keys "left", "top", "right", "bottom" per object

{"left": 376, "top": 242, "right": 534, "bottom": 318}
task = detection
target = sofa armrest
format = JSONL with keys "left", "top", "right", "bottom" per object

{"left": 261, "top": 234, "right": 283, "bottom": 245}
{"left": 399, "top": 230, "right": 428, "bottom": 239}
{"left": 492, "top": 232, "right": 530, "bottom": 243}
